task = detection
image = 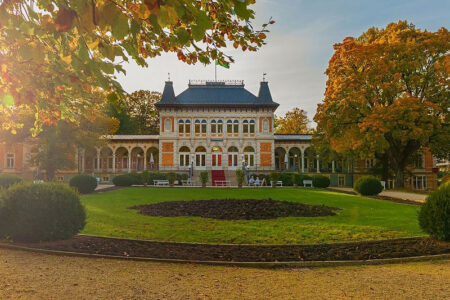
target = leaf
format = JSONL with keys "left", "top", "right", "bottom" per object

{"left": 1, "top": 95, "right": 14, "bottom": 107}
{"left": 176, "top": 28, "right": 190, "bottom": 45}
{"left": 111, "top": 12, "right": 129, "bottom": 40}
{"left": 191, "top": 25, "right": 204, "bottom": 42}
{"left": 55, "top": 8, "right": 76, "bottom": 32}
{"left": 234, "top": 2, "right": 251, "bottom": 20}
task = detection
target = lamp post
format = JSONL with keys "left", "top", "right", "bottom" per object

{"left": 294, "top": 154, "right": 298, "bottom": 172}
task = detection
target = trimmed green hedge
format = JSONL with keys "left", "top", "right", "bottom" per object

{"left": 0, "top": 182, "right": 85, "bottom": 241}
{"left": 112, "top": 174, "right": 135, "bottom": 186}
{"left": 293, "top": 174, "right": 313, "bottom": 186}
{"left": 312, "top": 175, "right": 330, "bottom": 188}
{"left": 69, "top": 174, "right": 97, "bottom": 194}
{"left": 354, "top": 176, "right": 383, "bottom": 196}
{"left": 418, "top": 183, "right": 450, "bottom": 241}
{"left": 0, "top": 174, "right": 22, "bottom": 189}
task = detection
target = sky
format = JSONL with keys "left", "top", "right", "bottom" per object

{"left": 116, "top": 0, "right": 450, "bottom": 123}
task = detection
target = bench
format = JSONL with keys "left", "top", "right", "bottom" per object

{"left": 153, "top": 180, "right": 169, "bottom": 186}
{"left": 303, "top": 180, "right": 313, "bottom": 187}
{"left": 270, "top": 180, "right": 283, "bottom": 187}
{"left": 181, "top": 179, "right": 193, "bottom": 186}
{"left": 214, "top": 180, "right": 230, "bottom": 187}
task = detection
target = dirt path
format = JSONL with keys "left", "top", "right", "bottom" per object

{"left": 1, "top": 249, "right": 449, "bottom": 300}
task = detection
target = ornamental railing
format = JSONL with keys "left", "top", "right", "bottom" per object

{"left": 188, "top": 80, "right": 244, "bottom": 86}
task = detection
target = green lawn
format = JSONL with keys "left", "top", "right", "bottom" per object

{"left": 81, "top": 187, "right": 424, "bottom": 245}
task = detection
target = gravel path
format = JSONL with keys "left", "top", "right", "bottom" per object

{"left": 1, "top": 248, "right": 449, "bottom": 300}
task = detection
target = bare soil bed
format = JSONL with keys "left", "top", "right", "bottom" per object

{"left": 130, "top": 198, "right": 339, "bottom": 220}
{"left": 12, "top": 235, "right": 450, "bottom": 262}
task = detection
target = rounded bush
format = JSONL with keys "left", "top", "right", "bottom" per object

{"left": 0, "top": 182, "right": 85, "bottom": 241}
{"left": 418, "top": 183, "right": 450, "bottom": 241}
{"left": 293, "top": 174, "right": 312, "bottom": 186}
{"left": 279, "top": 172, "right": 295, "bottom": 186}
{"left": 112, "top": 174, "right": 134, "bottom": 186}
{"left": 354, "top": 176, "right": 383, "bottom": 195}
{"left": 0, "top": 174, "right": 23, "bottom": 189}
{"left": 312, "top": 175, "right": 330, "bottom": 188}
{"left": 69, "top": 174, "right": 97, "bottom": 194}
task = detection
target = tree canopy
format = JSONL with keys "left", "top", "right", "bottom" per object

{"left": 0, "top": 0, "right": 272, "bottom": 134}
{"left": 275, "top": 108, "right": 312, "bottom": 134}
{"left": 314, "top": 21, "right": 449, "bottom": 186}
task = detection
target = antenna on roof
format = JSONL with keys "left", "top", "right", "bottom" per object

{"left": 263, "top": 73, "right": 267, "bottom": 82}
{"left": 168, "top": 72, "right": 171, "bottom": 81}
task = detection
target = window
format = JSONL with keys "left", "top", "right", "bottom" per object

{"left": 217, "top": 120, "right": 223, "bottom": 134}
{"left": 243, "top": 120, "right": 255, "bottom": 134}
{"left": 211, "top": 120, "right": 217, "bottom": 134}
{"left": 249, "top": 120, "right": 255, "bottom": 134}
{"left": 243, "top": 120, "right": 249, "bottom": 133}
{"left": 178, "top": 120, "right": 190, "bottom": 134}
{"left": 365, "top": 159, "right": 376, "bottom": 169}
{"left": 338, "top": 176, "right": 345, "bottom": 187}
{"left": 414, "top": 153, "right": 424, "bottom": 169}
{"left": 227, "top": 120, "right": 233, "bottom": 133}
{"left": 56, "top": 176, "right": 64, "bottom": 182}
{"left": 195, "top": 146, "right": 206, "bottom": 167}
{"left": 179, "top": 146, "right": 190, "bottom": 167}
{"left": 412, "top": 175, "right": 427, "bottom": 190}
{"left": 102, "top": 176, "right": 109, "bottom": 182}
{"left": 201, "top": 120, "right": 207, "bottom": 134}
{"left": 164, "top": 118, "right": 172, "bottom": 132}
{"left": 244, "top": 146, "right": 255, "bottom": 167}
{"left": 263, "top": 119, "right": 269, "bottom": 133}
{"left": 195, "top": 120, "right": 201, "bottom": 134}
{"left": 178, "top": 120, "right": 184, "bottom": 133}
{"left": 228, "top": 146, "right": 239, "bottom": 167}
{"left": 6, "top": 153, "right": 14, "bottom": 168}
{"left": 233, "top": 120, "right": 239, "bottom": 134}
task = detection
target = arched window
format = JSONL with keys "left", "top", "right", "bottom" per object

{"left": 244, "top": 146, "right": 255, "bottom": 167}
{"left": 195, "top": 146, "right": 206, "bottom": 167}
{"left": 178, "top": 119, "right": 184, "bottom": 134}
{"left": 201, "top": 120, "right": 207, "bottom": 134}
{"left": 195, "top": 146, "right": 206, "bottom": 152}
{"left": 164, "top": 118, "right": 172, "bottom": 132}
{"left": 211, "top": 120, "right": 217, "bottom": 134}
{"left": 243, "top": 120, "right": 249, "bottom": 133}
{"left": 233, "top": 120, "right": 239, "bottom": 134}
{"left": 179, "top": 146, "right": 190, "bottom": 167}
{"left": 195, "top": 120, "right": 201, "bottom": 134}
{"left": 249, "top": 120, "right": 255, "bottom": 134}
{"left": 263, "top": 119, "right": 269, "bottom": 133}
{"left": 227, "top": 120, "right": 233, "bottom": 134}
{"left": 227, "top": 146, "right": 239, "bottom": 167}
{"left": 185, "top": 120, "right": 191, "bottom": 134}
{"left": 217, "top": 120, "right": 223, "bottom": 134}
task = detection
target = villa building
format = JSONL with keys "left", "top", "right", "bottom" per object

{"left": 0, "top": 80, "right": 438, "bottom": 190}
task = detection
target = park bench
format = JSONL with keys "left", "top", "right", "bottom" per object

{"left": 153, "top": 180, "right": 169, "bottom": 186}
{"left": 214, "top": 180, "right": 230, "bottom": 187}
{"left": 303, "top": 180, "right": 313, "bottom": 187}
{"left": 181, "top": 179, "right": 193, "bottom": 186}
{"left": 270, "top": 180, "right": 283, "bottom": 187}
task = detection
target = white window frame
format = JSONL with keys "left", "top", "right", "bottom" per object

{"left": 6, "top": 153, "right": 15, "bottom": 169}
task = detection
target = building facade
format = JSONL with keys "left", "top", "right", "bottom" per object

{"left": 0, "top": 80, "right": 438, "bottom": 190}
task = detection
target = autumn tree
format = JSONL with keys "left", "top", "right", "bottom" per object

{"left": 275, "top": 108, "right": 312, "bottom": 134}
{"left": 124, "top": 90, "right": 160, "bottom": 134}
{"left": 314, "top": 21, "right": 449, "bottom": 187}
{"left": 0, "top": 0, "right": 272, "bottom": 135}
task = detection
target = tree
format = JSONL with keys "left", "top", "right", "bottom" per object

{"left": 314, "top": 21, "right": 449, "bottom": 187}
{"left": 0, "top": 0, "right": 273, "bottom": 134}
{"left": 275, "top": 108, "right": 312, "bottom": 134}
{"left": 123, "top": 90, "right": 160, "bottom": 134}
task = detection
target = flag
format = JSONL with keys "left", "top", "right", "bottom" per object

{"left": 216, "top": 60, "right": 230, "bottom": 69}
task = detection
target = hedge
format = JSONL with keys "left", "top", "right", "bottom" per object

{"left": 0, "top": 174, "right": 23, "bottom": 189}
{"left": 293, "top": 174, "right": 313, "bottom": 186}
{"left": 312, "top": 175, "right": 330, "bottom": 188}
{"left": 69, "top": 174, "right": 97, "bottom": 194}
{"left": 112, "top": 174, "right": 135, "bottom": 186}
{"left": 418, "top": 183, "right": 450, "bottom": 241}
{"left": 0, "top": 182, "right": 85, "bottom": 241}
{"left": 354, "top": 176, "right": 383, "bottom": 196}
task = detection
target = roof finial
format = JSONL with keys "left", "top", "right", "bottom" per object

{"left": 263, "top": 72, "right": 267, "bottom": 82}
{"left": 168, "top": 72, "right": 171, "bottom": 81}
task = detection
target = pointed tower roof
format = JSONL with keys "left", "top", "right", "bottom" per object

{"left": 159, "top": 81, "right": 176, "bottom": 104}
{"left": 258, "top": 81, "right": 274, "bottom": 103}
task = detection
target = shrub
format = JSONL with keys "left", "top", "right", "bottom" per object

{"left": 69, "top": 174, "right": 97, "bottom": 194}
{"left": 279, "top": 172, "right": 295, "bottom": 186}
{"left": 0, "top": 174, "right": 23, "bottom": 189}
{"left": 112, "top": 174, "right": 134, "bottom": 186}
{"left": 354, "top": 176, "right": 383, "bottom": 195}
{"left": 176, "top": 173, "right": 189, "bottom": 185}
{"left": 235, "top": 170, "right": 245, "bottom": 187}
{"left": 128, "top": 172, "right": 144, "bottom": 185}
{"left": 293, "top": 174, "right": 312, "bottom": 186}
{"left": 441, "top": 174, "right": 450, "bottom": 185}
{"left": 269, "top": 172, "right": 280, "bottom": 187}
{"left": 0, "top": 182, "right": 85, "bottom": 241}
{"left": 418, "top": 183, "right": 450, "bottom": 241}
{"left": 167, "top": 172, "right": 177, "bottom": 185}
{"left": 312, "top": 175, "right": 330, "bottom": 188}
{"left": 199, "top": 171, "right": 208, "bottom": 187}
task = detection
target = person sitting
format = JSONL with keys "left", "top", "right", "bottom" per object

{"left": 255, "top": 177, "right": 261, "bottom": 187}
{"left": 248, "top": 176, "right": 255, "bottom": 186}
{"left": 261, "top": 177, "right": 267, "bottom": 186}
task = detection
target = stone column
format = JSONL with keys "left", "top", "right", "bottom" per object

{"left": 143, "top": 152, "right": 147, "bottom": 171}
{"left": 128, "top": 155, "right": 131, "bottom": 173}
{"left": 301, "top": 150, "right": 305, "bottom": 173}
{"left": 81, "top": 150, "right": 85, "bottom": 173}
{"left": 96, "top": 149, "right": 100, "bottom": 172}
{"left": 112, "top": 154, "right": 116, "bottom": 174}
{"left": 332, "top": 160, "right": 335, "bottom": 173}
{"left": 317, "top": 155, "right": 320, "bottom": 173}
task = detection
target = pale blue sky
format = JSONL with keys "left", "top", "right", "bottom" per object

{"left": 116, "top": 0, "right": 449, "bottom": 122}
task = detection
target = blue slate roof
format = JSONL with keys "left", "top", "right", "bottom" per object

{"left": 156, "top": 80, "right": 279, "bottom": 108}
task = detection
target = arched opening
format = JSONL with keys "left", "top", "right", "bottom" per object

{"left": 131, "top": 147, "right": 144, "bottom": 171}
{"left": 115, "top": 147, "right": 129, "bottom": 172}
{"left": 179, "top": 146, "right": 190, "bottom": 167}
{"left": 243, "top": 146, "right": 255, "bottom": 167}
{"left": 288, "top": 147, "right": 301, "bottom": 171}
{"left": 304, "top": 147, "right": 317, "bottom": 172}
{"left": 211, "top": 146, "right": 222, "bottom": 168}
{"left": 195, "top": 146, "right": 206, "bottom": 168}
{"left": 100, "top": 147, "right": 113, "bottom": 170}
{"left": 228, "top": 146, "right": 239, "bottom": 168}
{"left": 146, "top": 147, "right": 159, "bottom": 170}
{"left": 274, "top": 147, "right": 286, "bottom": 170}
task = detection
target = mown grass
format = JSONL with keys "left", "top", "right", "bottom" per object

{"left": 81, "top": 187, "right": 424, "bottom": 245}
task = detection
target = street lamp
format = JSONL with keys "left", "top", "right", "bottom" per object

{"left": 294, "top": 154, "right": 298, "bottom": 172}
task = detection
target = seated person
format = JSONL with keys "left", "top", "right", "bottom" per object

{"left": 248, "top": 176, "right": 255, "bottom": 186}
{"left": 261, "top": 177, "right": 267, "bottom": 186}
{"left": 255, "top": 177, "right": 261, "bottom": 186}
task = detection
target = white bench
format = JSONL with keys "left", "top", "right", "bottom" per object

{"left": 214, "top": 180, "right": 230, "bottom": 187}
{"left": 270, "top": 180, "right": 283, "bottom": 187}
{"left": 153, "top": 180, "right": 169, "bottom": 186}
{"left": 303, "top": 180, "right": 313, "bottom": 187}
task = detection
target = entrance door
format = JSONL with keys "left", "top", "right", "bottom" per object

{"left": 211, "top": 146, "right": 223, "bottom": 170}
